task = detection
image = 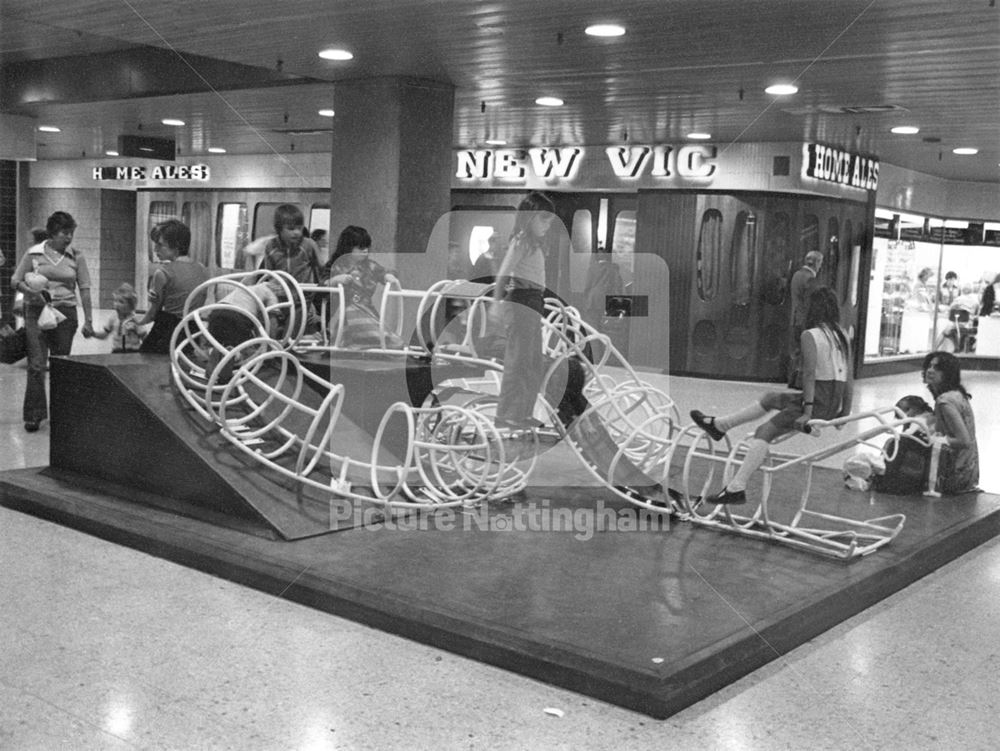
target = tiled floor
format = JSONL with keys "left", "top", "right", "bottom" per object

{"left": 2, "top": 316, "right": 999, "bottom": 749}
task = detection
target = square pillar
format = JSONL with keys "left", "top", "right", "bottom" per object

{"left": 329, "top": 77, "right": 454, "bottom": 280}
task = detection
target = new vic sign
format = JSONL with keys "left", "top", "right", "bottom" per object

{"left": 455, "top": 145, "right": 718, "bottom": 183}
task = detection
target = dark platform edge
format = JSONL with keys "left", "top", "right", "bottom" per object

{"left": 4, "top": 466, "right": 1000, "bottom": 719}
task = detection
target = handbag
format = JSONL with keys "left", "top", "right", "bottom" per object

{"left": 872, "top": 434, "right": 930, "bottom": 495}
{"left": 37, "top": 304, "right": 67, "bottom": 331}
{"left": 12, "top": 291, "right": 24, "bottom": 316}
{"left": 0, "top": 323, "right": 27, "bottom": 364}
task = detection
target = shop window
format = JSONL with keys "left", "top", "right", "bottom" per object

{"left": 842, "top": 219, "right": 859, "bottom": 306}
{"left": 864, "top": 210, "right": 943, "bottom": 360}
{"left": 181, "top": 201, "right": 211, "bottom": 268}
{"left": 309, "top": 206, "right": 330, "bottom": 238}
{"left": 216, "top": 203, "right": 248, "bottom": 270}
{"left": 729, "top": 211, "right": 757, "bottom": 307}
{"left": 610, "top": 210, "right": 636, "bottom": 287}
{"left": 825, "top": 216, "right": 840, "bottom": 294}
{"left": 309, "top": 205, "right": 331, "bottom": 265}
{"left": 760, "top": 211, "right": 791, "bottom": 305}
{"left": 937, "top": 222, "right": 1000, "bottom": 355}
{"left": 696, "top": 208, "right": 723, "bottom": 302}
{"left": 468, "top": 225, "right": 495, "bottom": 266}
{"left": 253, "top": 202, "right": 284, "bottom": 240}
{"left": 571, "top": 209, "right": 593, "bottom": 254}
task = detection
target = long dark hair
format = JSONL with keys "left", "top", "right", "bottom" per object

{"left": 804, "top": 286, "right": 850, "bottom": 357}
{"left": 327, "top": 225, "right": 372, "bottom": 271}
{"left": 922, "top": 350, "right": 971, "bottom": 399}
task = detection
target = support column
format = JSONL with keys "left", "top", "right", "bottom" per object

{"left": 329, "top": 77, "right": 454, "bottom": 288}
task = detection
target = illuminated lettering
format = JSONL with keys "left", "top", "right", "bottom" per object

{"left": 114, "top": 166, "right": 145, "bottom": 179}
{"left": 605, "top": 146, "right": 651, "bottom": 178}
{"left": 455, "top": 150, "right": 491, "bottom": 178}
{"left": 650, "top": 146, "right": 673, "bottom": 177}
{"left": 677, "top": 145, "right": 717, "bottom": 177}
{"left": 453, "top": 144, "right": 718, "bottom": 184}
{"left": 494, "top": 150, "right": 526, "bottom": 179}
{"left": 528, "top": 147, "right": 581, "bottom": 179}
{"left": 804, "top": 143, "right": 878, "bottom": 191}
{"left": 92, "top": 163, "right": 210, "bottom": 182}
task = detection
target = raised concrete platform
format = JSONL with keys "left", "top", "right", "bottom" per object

{"left": 3, "top": 461, "right": 998, "bottom": 719}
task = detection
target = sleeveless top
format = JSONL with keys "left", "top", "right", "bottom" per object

{"left": 502, "top": 231, "right": 546, "bottom": 289}
{"left": 807, "top": 325, "right": 848, "bottom": 382}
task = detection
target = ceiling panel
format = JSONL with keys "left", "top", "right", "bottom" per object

{"left": 2, "top": 0, "right": 998, "bottom": 182}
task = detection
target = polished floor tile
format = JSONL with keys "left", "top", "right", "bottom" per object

{"left": 2, "top": 316, "right": 999, "bottom": 748}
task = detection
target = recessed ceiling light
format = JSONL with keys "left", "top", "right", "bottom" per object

{"left": 687, "top": 132, "right": 712, "bottom": 140}
{"left": 162, "top": 118, "right": 185, "bottom": 127}
{"left": 585, "top": 24, "right": 625, "bottom": 37}
{"left": 953, "top": 147, "right": 979, "bottom": 155}
{"left": 890, "top": 126, "right": 920, "bottom": 135}
{"left": 105, "top": 150, "right": 119, "bottom": 157}
{"left": 764, "top": 83, "right": 798, "bottom": 96}
{"left": 319, "top": 48, "right": 354, "bottom": 61}
{"left": 536, "top": 97, "right": 564, "bottom": 107}
{"left": 318, "top": 109, "right": 335, "bottom": 117}
{"left": 485, "top": 139, "right": 508, "bottom": 146}
{"left": 208, "top": 147, "right": 227, "bottom": 154}
{"left": 37, "top": 125, "right": 61, "bottom": 133}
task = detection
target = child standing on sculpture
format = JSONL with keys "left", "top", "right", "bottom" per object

{"left": 691, "top": 286, "right": 853, "bottom": 504}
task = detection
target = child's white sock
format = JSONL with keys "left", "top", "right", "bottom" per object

{"left": 727, "top": 437, "right": 771, "bottom": 492}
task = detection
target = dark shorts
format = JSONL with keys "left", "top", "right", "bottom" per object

{"left": 207, "top": 309, "right": 258, "bottom": 348}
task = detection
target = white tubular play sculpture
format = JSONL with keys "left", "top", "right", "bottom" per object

{"left": 169, "top": 271, "right": 528, "bottom": 509}
{"left": 675, "top": 406, "right": 917, "bottom": 558}
{"left": 168, "top": 272, "right": 910, "bottom": 558}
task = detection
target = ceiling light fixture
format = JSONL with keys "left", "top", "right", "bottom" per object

{"left": 764, "top": 83, "right": 798, "bottom": 96}
{"left": 37, "top": 125, "right": 61, "bottom": 133}
{"left": 536, "top": 97, "right": 564, "bottom": 107}
{"left": 953, "top": 147, "right": 979, "bottom": 155}
{"left": 318, "top": 109, "right": 335, "bottom": 117}
{"left": 687, "top": 132, "right": 712, "bottom": 140}
{"left": 319, "top": 48, "right": 354, "bottom": 61}
{"left": 585, "top": 24, "right": 626, "bottom": 37}
{"left": 162, "top": 118, "right": 185, "bottom": 127}
{"left": 890, "top": 125, "right": 920, "bottom": 135}
{"left": 208, "top": 147, "right": 227, "bottom": 154}
{"left": 105, "top": 150, "right": 119, "bottom": 157}
{"left": 485, "top": 139, "right": 508, "bottom": 146}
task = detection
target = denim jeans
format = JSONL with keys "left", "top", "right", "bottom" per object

{"left": 23, "top": 303, "right": 78, "bottom": 423}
